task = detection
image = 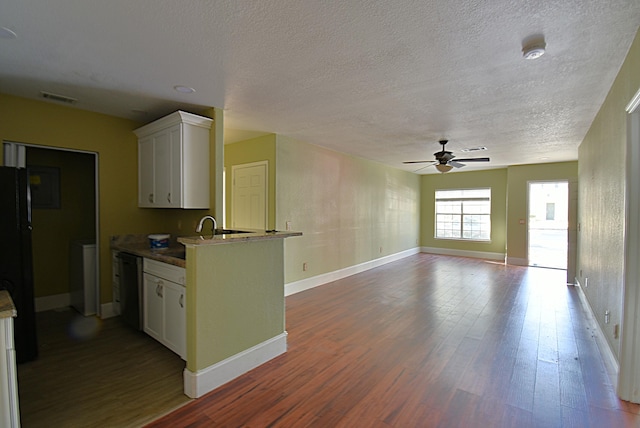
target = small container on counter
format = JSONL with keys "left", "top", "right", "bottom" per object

{"left": 148, "top": 234, "right": 170, "bottom": 249}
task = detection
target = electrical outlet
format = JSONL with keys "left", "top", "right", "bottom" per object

{"left": 605, "top": 310, "right": 610, "bottom": 324}
{"left": 286, "top": 221, "right": 291, "bottom": 231}
{"left": 585, "top": 277, "right": 588, "bottom": 288}
{"left": 303, "top": 262, "right": 308, "bottom": 271}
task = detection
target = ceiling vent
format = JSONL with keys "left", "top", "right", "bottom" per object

{"left": 459, "top": 147, "right": 487, "bottom": 153}
{"left": 40, "top": 91, "right": 77, "bottom": 104}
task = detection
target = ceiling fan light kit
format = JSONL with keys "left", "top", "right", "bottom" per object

{"left": 403, "top": 139, "right": 490, "bottom": 173}
{"left": 435, "top": 164, "right": 453, "bottom": 173}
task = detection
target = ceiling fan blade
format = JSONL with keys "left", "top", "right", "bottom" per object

{"left": 448, "top": 161, "right": 465, "bottom": 168}
{"left": 412, "top": 164, "right": 432, "bottom": 173}
{"left": 453, "top": 157, "right": 490, "bottom": 162}
{"left": 403, "top": 160, "right": 435, "bottom": 164}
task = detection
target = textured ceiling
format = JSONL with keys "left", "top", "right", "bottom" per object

{"left": 1, "top": 1, "right": 639, "bottom": 174}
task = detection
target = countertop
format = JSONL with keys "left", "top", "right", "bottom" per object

{"left": 111, "top": 235, "right": 187, "bottom": 268}
{"left": 178, "top": 229, "right": 302, "bottom": 246}
{"left": 111, "top": 230, "right": 302, "bottom": 267}
{"left": 0, "top": 290, "right": 17, "bottom": 319}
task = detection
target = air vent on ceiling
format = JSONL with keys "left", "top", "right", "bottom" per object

{"left": 40, "top": 91, "right": 77, "bottom": 104}
{"left": 459, "top": 147, "right": 487, "bottom": 153}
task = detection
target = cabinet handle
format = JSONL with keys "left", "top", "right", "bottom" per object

{"left": 148, "top": 193, "right": 154, "bottom": 203}
{"left": 157, "top": 281, "right": 164, "bottom": 297}
{"left": 179, "top": 294, "right": 184, "bottom": 308}
{"left": 167, "top": 193, "right": 171, "bottom": 202}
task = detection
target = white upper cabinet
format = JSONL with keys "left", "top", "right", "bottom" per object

{"left": 134, "top": 111, "right": 213, "bottom": 209}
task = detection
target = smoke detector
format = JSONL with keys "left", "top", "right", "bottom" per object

{"left": 522, "top": 39, "right": 546, "bottom": 60}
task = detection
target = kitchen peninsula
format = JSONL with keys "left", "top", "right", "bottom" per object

{"left": 112, "top": 229, "right": 301, "bottom": 398}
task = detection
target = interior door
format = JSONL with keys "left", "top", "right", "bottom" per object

{"left": 232, "top": 161, "right": 268, "bottom": 230}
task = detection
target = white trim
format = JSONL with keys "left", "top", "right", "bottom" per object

{"left": 626, "top": 87, "right": 640, "bottom": 113}
{"left": 619, "top": 96, "right": 640, "bottom": 402}
{"left": 35, "top": 293, "right": 70, "bottom": 312}
{"left": 183, "top": 332, "right": 287, "bottom": 398}
{"left": 574, "top": 279, "right": 620, "bottom": 389}
{"left": 506, "top": 256, "right": 528, "bottom": 266}
{"left": 133, "top": 110, "right": 213, "bottom": 138}
{"left": 422, "top": 246, "right": 505, "bottom": 262}
{"left": 100, "top": 302, "right": 117, "bottom": 319}
{"left": 285, "top": 247, "right": 420, "bottom": 296}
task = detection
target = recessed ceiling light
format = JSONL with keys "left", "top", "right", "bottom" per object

{"left": 174, "top": 85, "right": 195, "bottom": 94}
{"left": 0, "top": 26, "right": 17, "bottom": 39}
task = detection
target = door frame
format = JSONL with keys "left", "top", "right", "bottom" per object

{"left": 3, "top": 141, "right": 101, "bottom": 317}
{"left": 526, "top": 180, "right": 571, "bottom": 271}
{"left": 619, "top": 88, "right": 640, "bottom": 402}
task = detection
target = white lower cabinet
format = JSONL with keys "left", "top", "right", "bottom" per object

{"left": 143, "top": 259, "right": 186, "bottom": 360}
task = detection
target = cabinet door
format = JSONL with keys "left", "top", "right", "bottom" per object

{"left": 163, "top": 281, "right": 186, "bottom": 359}
{"left": 167, "top": 125, "right": 182, "bottom": 208}
{"left": 138, "top": 137, "right": 155, "bottom": 207}
{"left": 153, "top": 129, "right": 173, "bottom": 207}
{"left": 143, "top": 273, "right": 163, "bottom": 341}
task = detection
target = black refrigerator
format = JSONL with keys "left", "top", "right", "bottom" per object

{"left": 0, "top": 166, "right": 38, "bottom": 363}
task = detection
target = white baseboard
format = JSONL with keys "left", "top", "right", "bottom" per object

{"left": 183, "top": 332, "right": 288, "bottom": 399}
{"left": 285, "top": 247, "right": 420, "bottom": 296}
{"left": 574, "top": 278, "right": 619, "bottom": 388}
{"left": 506, "top": 256, "right": 528, "bottom": 266}
{"left": 35, "top": 293, "right": 70, "bottom": 312}
{"left": 100, "top": 302, "right": 118, "bottom": 319}
{"left": 422, "top": 246, "right": 506, "bottom": 262}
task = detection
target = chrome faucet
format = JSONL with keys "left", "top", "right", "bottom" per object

{"left": 196, "top": 215, "right": 217, "bottom": 234}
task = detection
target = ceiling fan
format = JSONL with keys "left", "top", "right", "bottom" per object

{"left": 403, "top": 140, "right": 490, "bottom": 173}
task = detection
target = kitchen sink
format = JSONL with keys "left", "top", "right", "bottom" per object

{"left": 214, "top": 229, "right": 252, "bottom": 235}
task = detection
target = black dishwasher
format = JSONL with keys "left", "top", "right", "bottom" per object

{"left": 117, "top": 252, "right": 143, "bottom": 330}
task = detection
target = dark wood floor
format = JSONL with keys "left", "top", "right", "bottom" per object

{"left": 148, "top": 253, "right": 640, "bottom": 427}
{"left": 17, "top": 307, "right": 190, "bottom": 427}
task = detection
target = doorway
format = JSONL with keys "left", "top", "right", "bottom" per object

{"left": 527, "top": 181, "right": 569, "bottom": 270}
{"left": 3, "top": 142, "right": 100, "bottom": 315}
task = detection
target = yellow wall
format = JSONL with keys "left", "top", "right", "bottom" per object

{"left": 0, "top": 94, "right": 217, "bottom": 304}
{"left": 275, "top": 135, "right": 421, "bottom": 283}
{"left": 577, "top": 29, "right": 640, "bottom": 359}
{"left": 420, "top": 168, "right": 508, "bottom": 257}
{"left": 224, "top": 134, "right": 277, "bottom": 229}
{"left": 506, "top": 162, "right": 578, "bottom": 264}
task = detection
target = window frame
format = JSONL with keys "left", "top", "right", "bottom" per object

{"left": 434, "top": 188, "right": 492, "bottom": 242}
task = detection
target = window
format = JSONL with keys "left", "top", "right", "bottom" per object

{"left": 546, "top": 202, "right": 555, "bottom": 220}
{"left": 435, "top": 188, "right": 491, "bottom": 241}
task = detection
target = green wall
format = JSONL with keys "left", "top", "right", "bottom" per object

{"left": 420, "top": 168, "right": 508, "bottom": 257}
{"left": 577, "top": 29, "right": 640, "bottom": 360}
{"left": 224, "top": 134, "right": 277, "bottom": 229}
{"left": 186, "top": 239, "right": 284, "bottom": 371}
{"left": 275, "top": 135, "right": 421, "bottom": 284}
{"left": 0, "top": 94, "right": 218, "bottom": 305}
